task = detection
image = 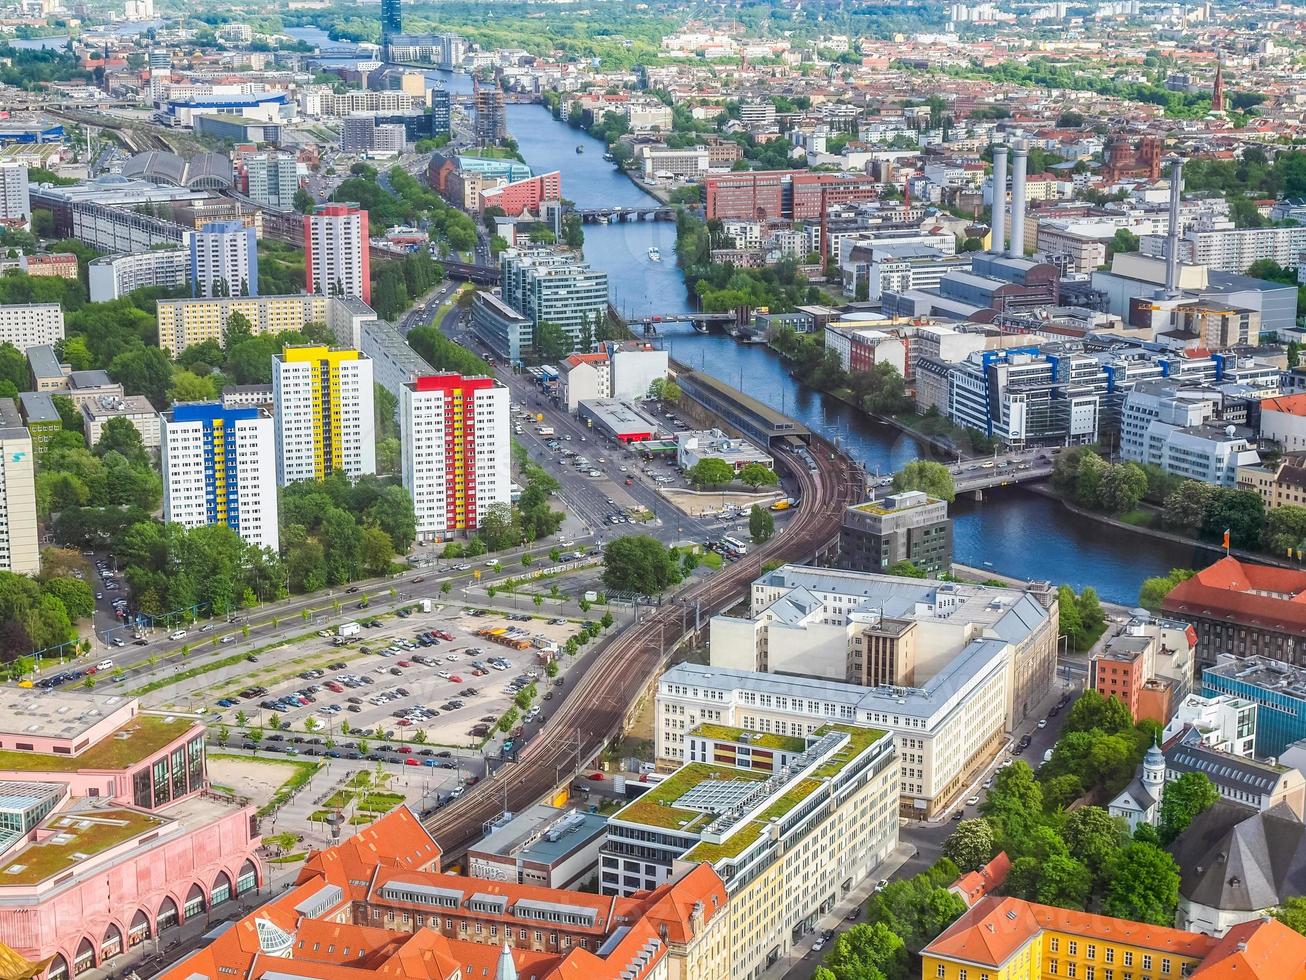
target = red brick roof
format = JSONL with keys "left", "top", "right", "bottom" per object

{"left": 1191, "top": 918, "right": 1306, "bottom": 980}
{"left": 1162, "top": 556, "right": 1306, "bottom": 636}
{"left": 950, "top": 852, "right": 1012, "bottom": 908}
{"left": 1260, "top": 393, "right": 1306, "bottom": 418}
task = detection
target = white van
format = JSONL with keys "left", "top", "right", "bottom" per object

{"left": 169, "top": 629, "right": 187, "bottom": 641}
{"left": 96, "top": 659, "right": 113, "bottom": 671}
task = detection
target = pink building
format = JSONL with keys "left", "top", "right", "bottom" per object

{"left": 0, "top": 691, "right": 261, "bottom": 979}
{"left": 478, "top": 171, "right": 563, "bottom": 217}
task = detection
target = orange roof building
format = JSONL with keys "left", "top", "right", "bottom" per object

{"left": 923, "top": 896, "right": 1304, "bottom": 980}
{"left": 950, "top": 852, "right": 1012, "bottom": 908}
{"left": 1162, "top": 556, "right": 1306, "bottom": 671}
{"left": 157, "top": 808, "right": 730, "bottom": 980}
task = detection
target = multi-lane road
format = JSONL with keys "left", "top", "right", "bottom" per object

{"left": 425, "top": 434, "right": 863, "bottom": 862}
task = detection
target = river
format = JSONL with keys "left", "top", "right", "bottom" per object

{"left": 498, "top": 103, "right": 1226, "bottom": 603}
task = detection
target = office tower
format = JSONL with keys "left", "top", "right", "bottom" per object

{"left": 0, "top": 401, "right": 37, "bottom": 575}
{"left": 304, "top": 204, "right": 370, "bottom": 304}
{"left": 245, "top": 153, "right": 300, "bottom": 210}
{"left": 491, "top": 247, "right": 608, "bottom": 356}
{"left": 0, "top": 164, "right": 30, "bottom": 231}
{"left": 400, "top": 373, "right": 509, "bottom": 541}
{"left": 473, "top": 81, "right": 506, "bottom": 144}
{"left": 161, "top": 403, "right": 279, "bottom": 551}
{"left": 189, "top": 220, "right": 258, "bottom": 298}
{"left": 272, "top": 346, "right": 375, "bottom": 486}
{"left": 380, "top": 0, "right": 402, "bottom": 40}
{"left": 148, "top": 49, "right": 171, "bottom": 101}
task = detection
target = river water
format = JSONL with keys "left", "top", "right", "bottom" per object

{"left": 269, "top": 44, "right": 1213, "bottom": 603}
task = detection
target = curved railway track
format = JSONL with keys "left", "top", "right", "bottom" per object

{"left": 424, "top": 436, "right": 863, "bottom": 863}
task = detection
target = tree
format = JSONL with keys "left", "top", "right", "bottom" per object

{"left": 887, "top": 560, "right": 927, "bottom": 578}
{"left": 891, "top": 460, "right": 955, "bottom": 502}
{"left": 1158, "top": 771, "right": 1219, "bottom": 844}
{"left": 686, "top": 458, "right": 734, "bottom": 489}
{"left": 1265, "top": 505, "right": 1306, "bottom": 556}
{"left": 739, "top": 463, "right": 779, "bottom": 489}
{"left": 864, "top": 861, "right": 966, "bottom": 953}
{"left": 1139, "top": 568, "right": 1195, "bottom": 612}
{"left": 94, "top": 416, "right": 148, "bottom": 465}
{"left": 1058, "top": 585, "right": 1086, "bottom": 651}
{"left": 749, "top": 505, "right": 774, "bottom": 543}
{"left": 941, "top": 818, "right": 994, "bottom": 872}
{"left": 1163, "top": 481, "right": 1214, "bottom": 533}
{"left": 1061, "top": 806, "right": 1128, "bottom": 890}
{"left": 821, "top": 922, "right": 908, "bottom": 980}
{"left": 1110, "top": 228, "right": 1140, "bottom": 254}
{"left": 979, "top": 762, "right": 1044, "bottom": 846}
{"left": 1102, "top": 842, "right": 1181, "bottom": 925}
{"left": 1066, "top": 689, "right": 1135, "bottom": 736}
{"left": 269, "top": 714, "right": 282, "bottom": 731}
{"left": 1097, "top": 463, "right": 1148, "bottom": 514}
{"left": 1274, "top": 896, "right": 1306, "bottom": 936}
{"left": 108, "top": 346, "right": 172, "bottom": 406}
{"left": 603, "top": 535, "right": 682, "bottom": 594}
{"left": 293, "top": 186, "right": 316, "bottom": 214}
{"left": 534, "top": 320, "right": 571, "bottom": 360}
{"left": 1035, "top": 856, "right": 1093, "bottom": 910}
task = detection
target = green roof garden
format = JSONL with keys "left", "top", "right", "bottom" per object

{"left": 612, "top": 763, "right": 769, "bottom": 831}
{"left": 810, "top": 724, "right": 886, "bottom": 780}
{"left": 690, "top": 723, "right": 808, "bottom": 754}
{"left": 0, "top": 715, "right": 198, "bottom": 773}
{"left": 0, "top": 808, "right": 168, "bottom": 884}
{"left": 687, "top": 777, "right": 823, "bottom": 863}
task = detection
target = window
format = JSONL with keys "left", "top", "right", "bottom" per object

{"left": 1161, "top": 962, "right": 1171, "bottom": 975}
{"left": 1088, "top": 946, "right": 1097, "bottom": 960}
{"left": 1050, "top": 962, "right": 1059, "bottom": 975}
{"left": 1125, "top": 953, "right": 1134, "bottom": 967}
{"left": 937, "top": 966, "right": 946, "bottom": 977}
{"left": 1051, "top": 940, "right": 1061, "bottom": 953}
{"left": 1106, "top": 950, "right": 1115, "bottom": 964}
{"left": 1070, "top": 943, "right": 1079, "bottom": 957}
{"left": 1143, "top": 957, "right": 1152, "bottom": 971}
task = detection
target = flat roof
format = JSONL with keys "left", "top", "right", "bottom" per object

{"left": 578, "top": 398, "right": 662, "bottom": 435}
{"left": 18, "top": 392, "right": 60, "bottom": 424}
{"left": 0, "top": 804, "right": 169, "bottom": 884}
{"left": 473, "top": 806, "right": 607, "bottom": 864}
{"left": 0, "top": 713, "right": 197, "bottom": 773}
{"left": 82, "top": 395, "right": 156, "bottom": 418}
{"left": 26, "top": 345, "right": 62, "bottom": 380}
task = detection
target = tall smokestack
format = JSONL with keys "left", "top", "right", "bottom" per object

{"left": 1008, "top": 142, "right": 1028, "bottom": 259}
{"left": 1164, "top": 155, "right": 1186, "bottom": 298}
{"left": 990, "top": 145, "right": 1008, "bottom": 256}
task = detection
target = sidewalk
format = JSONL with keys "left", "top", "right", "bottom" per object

{"left": 760, "top": 842, "right": 917, "bottom": 980}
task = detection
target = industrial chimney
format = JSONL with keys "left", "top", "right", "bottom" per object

{"left": 1008, "top": 142, "right": 1028, "bottom": 259}
{"left": 1164, "top": 154, "right": 1186, "bottom": 298}
{"left": 990, "top": 145, "right": 1008, "bottom": 256}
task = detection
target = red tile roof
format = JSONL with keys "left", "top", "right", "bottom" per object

{"left": 1260, "top": 394, "right": 1306, "bottom": 418}
{"left": 950, "top": 852, "right": 1012, "bottom": 908}
{"left": 1162, "top": 556, "right": 1306, "bottom": 636}
{"left": 1191, "top": 918, "right": 1306, "bottom": 980}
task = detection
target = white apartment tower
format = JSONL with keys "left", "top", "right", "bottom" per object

{"left": 400, "top": 373, "right": 510, "bottom": 541}
{"left": 0, "top": 403, "right": 38, "bottom": 575}
{"left": 272, "top": 346, "right": 375, "bottom": 486}
{"left": 0, "top": 164, "right": 30, "bottom": 231}
{"left": 304, "top": 204, "right": 370, "bottom": 304}
{"left": 189, "top": 221, "right": 258, "bottom": 298}
{"left": 161, "top": 403, "right": 279, "bottom": 551}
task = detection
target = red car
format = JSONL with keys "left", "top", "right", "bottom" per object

{"left": 398, "top": 660, "right": 412, "bottom": 667}
{"left": 404, "top": 757, "right": 419, "bottom": 766}
{"left": 587, "top": 772, "right": 605, "bottom": 781}
{"left": 449, "top": 675, "right": 463, "bottom": 683}
{"left": 398, "top": 746, "right": 412, "bottom": 753}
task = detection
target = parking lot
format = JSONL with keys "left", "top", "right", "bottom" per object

{"left": 208, "top": 605, "right": 585, "bottom": 765}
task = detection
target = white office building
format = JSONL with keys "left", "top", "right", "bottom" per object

{"left": 0, "top": 402, "right": 38, "bottom": 575}
{"left": 0, "top": 164, "right": 30, "bottom": 231}
{"left": 400, "top": 373, "right": 510, "bottom": 541}
{"left": 161, "top": 403, "right": 279, "bottom": 551}
{"left": 189, "top": 220, "right": 258, "bottom": 298}
{"left": 245, "top": 153, "right": 301, "bottom": 210}
{"left": 0, "top": 304, "right": 63, "bottom": 351}
{"left": 1120, "top": 381, "right": 1260, "bottom": 485}
{"left": 272, "top": 346, "right": 375, "bottom": 485}
{"left": 1162, "top": 693, "right": 1257, "bottom": 758}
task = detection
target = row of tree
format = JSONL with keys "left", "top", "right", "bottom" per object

{"left": 770, "top": 327, "right": 914, "bottom": 416}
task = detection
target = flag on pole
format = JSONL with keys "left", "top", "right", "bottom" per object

{"left": 1223, "top": 529, "right": 1231, "bottom": 552}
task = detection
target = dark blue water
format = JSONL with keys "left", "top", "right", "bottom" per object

{"left": 502, "top": 102, "right": 1206, "bottom": 603}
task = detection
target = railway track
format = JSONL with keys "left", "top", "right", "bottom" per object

{"left": 423, "top": 436, "right": 863, "bottom": 863}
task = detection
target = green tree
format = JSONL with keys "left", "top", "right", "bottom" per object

{"left": 1066, "top": 689, "right": 1135, "bottom": 736}
{"left": 749, "top": 505, "right": 774, "bottom": 543}
{"left": 979, "top": 762, "right": 1044, "bottom": 847}
{"left": 887, "top": 560, "right": 927, "bottom": 578}
{"left": 1163, "top": 481, "right": 1214, "bottom": 533}
{"left": 891, "top": 460, "right": 955, "bottom": 502}
{"left": 1158, "top": 771, "right": 1219, "bottom": 844}
{"left": 1102, "top": 842, "right": 1181, "bottom": 925}
{"left": 1273, "top": 896, "right": 1306, "bottom": 936}
{"left": 1110, "top": 228, "right": 1140, "bottom": 254}
{"left": 820, "top": 922, "right": 908, "bottom": 980}
{"left": 686, "top": 458, "right": 734, "bottom": 489}
{"left": 1035, "top": 855, "right": 1093, "bottom": 910}
{"left": 293, "top": 186, "right": 316, "bottom": 214}
{"left": 534, "top": 320, "right": 571, "bottom": 359}
{"left": 1062, "top": 806, "right": 1128, "bottom": 890}
{"left": 1138, "top": 568, "right": 1195, "bottom": 612}
{"left": 1058, "top": 585, "right": 1086, "bottom": 651}
{"left": 602, "top": 535, "right": 682, "bottom": 594}
{"left": 739, "top": 463, "right": 779, "bottom": 489}
{"left": 1097, "top": 463, "right": 1149, "bottom": 514}
{"left": 941, "top": 818, "right": 994, "bottom": 873}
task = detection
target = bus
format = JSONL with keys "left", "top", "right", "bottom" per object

{"left": 721, "top": 536, "right": 749, "bottom": 558}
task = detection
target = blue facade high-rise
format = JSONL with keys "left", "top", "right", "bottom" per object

{"left": 381, "top": 0, "right": 402, "bottom": 41}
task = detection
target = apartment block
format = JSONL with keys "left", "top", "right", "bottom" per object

{"left": 0, "top": 401, "right": 38, "bottom": 575}
{"left": 400, "top": 373, "right": 510, "bottom": 541}
{"left": 156, "top": 293, "right": 330, "bottom": 356}
{"left": 495, "top": 247, "right": 608, "bottom": 354}
{"left": 0, "top": 163, "right": 30, "bottom": 231}
{"left": 305, "top": 204, "right": 370, "bottom": 304}
{"left": 189, "top": 220, "right": 258, "bottom": 298}
{"left": 273, "top": 346, "right": 375, "bottom": 485}
{"left": 81, "top": 395, "right": 160, "bottom": 450}
{"left": 161, "top": 403, "right": 279, "bottom": 551}
{"left": 88, "top": 248, "right": 189, "bottom": 302}
{"left": 0, "top": 304, "right": 63, "bottom": 352}
{"left": 244, "top": 152, "right": 301, "bottom": 210}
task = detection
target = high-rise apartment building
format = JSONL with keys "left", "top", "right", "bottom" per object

{"left": 0, "top": 401, "right": 38, "bottom": 575}
{"left": 188, "top": 220, "right": 258, "bottom": 298}
{"left": 161, "top": 403, "right": 279, "bottom": 551}
{"left": 0, "top": 164, "right": 30, "bottom": 231}
{"left": 304, "top": 204, "right": 370, "bottom": 304}
{"left": 272, "top": 346, "right": 375, "bottom": 485}
{"left": 244, "top": 153, "right": 300, "bottom": 210}
{"left": 400, "top": 373, "right": 510, "bottom": 542}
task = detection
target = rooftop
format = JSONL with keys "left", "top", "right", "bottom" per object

{"left": 0, "top": 712, "right": 197, "bottom": 773}
{"left": 690, "top": 723, "right": 807, "bottom": 753}
{"left": 612, "top": 763, "right": 768, "bottom": 832}
{"left": 18, "top": 391, "right": 60, "bottom": 424}
{"left": 1164, "top": 556, "right": 1306, "bottom": 636}
{"left": 0, "top": 805, "right": 168, "bottom": 885}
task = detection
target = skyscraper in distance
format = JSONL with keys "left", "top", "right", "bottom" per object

{"left": 381, "top": 0, "right": 402, "bottom": 60}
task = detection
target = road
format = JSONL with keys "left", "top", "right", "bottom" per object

{"left": 424, "top": 434, "right": 863, "bottom": 862}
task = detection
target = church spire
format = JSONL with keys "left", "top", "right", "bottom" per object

{"left": 1212, "top": 59, "right": 1226, "bottom": 113}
